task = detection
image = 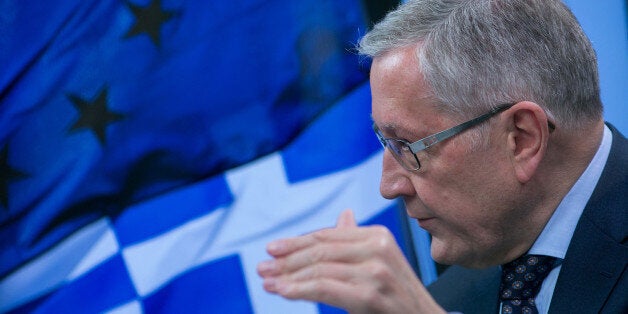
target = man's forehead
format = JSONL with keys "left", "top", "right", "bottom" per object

{"left": 370, "top": 90, "right": 442, "bottom": 127}
{"left": 370, "top": 47, "right": 434, "bottom": 104}
{"left": 371, "top": 45, "right": 421, "bottom": 76}
{"left": 372, "top": 49, "right": 409, "bottom": 71}
{"left": 369, "top": 45, "right": 447, "bottom": 135}
{"left": 371, "top": 104, "right": 448, "bottom": 139}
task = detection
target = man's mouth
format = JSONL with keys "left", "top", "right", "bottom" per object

{"left": 416, "top": 217, "right": 435, "bottom": 228}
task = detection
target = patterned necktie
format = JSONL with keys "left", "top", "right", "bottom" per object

{"left": 499, "top": 254, "right": 558, "bottom": 314}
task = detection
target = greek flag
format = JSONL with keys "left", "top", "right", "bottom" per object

{"left": 0, "top": 0, "right": 416, "bottom": 312}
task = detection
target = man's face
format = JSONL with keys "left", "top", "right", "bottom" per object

{"left": 370, "top": 46, "right": 523, "bottom": 268}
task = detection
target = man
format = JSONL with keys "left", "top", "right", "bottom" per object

{"left": 257, "top": 0, "right": 627, "bottom": 313}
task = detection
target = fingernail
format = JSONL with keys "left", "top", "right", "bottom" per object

{"left": 267, "top": 241, "right": 283, "bottom": 254}
{"left": 264, "top": 277, "right": 277, "bottom": 291}
{"left": 258, "top": 260, "right": 276, "bottom": 274}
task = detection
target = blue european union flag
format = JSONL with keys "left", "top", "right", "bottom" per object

{"left": 0, "top": 0, "right": 367, "bottom": 276}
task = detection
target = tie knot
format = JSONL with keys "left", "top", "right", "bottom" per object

{"left": 499, "top": 254, "right": 558, "bottom": 314}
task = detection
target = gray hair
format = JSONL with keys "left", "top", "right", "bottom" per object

{"left": 358, "top": 0, "right": 602, "bottom": 130}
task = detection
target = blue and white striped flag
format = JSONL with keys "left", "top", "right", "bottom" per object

{"left": 0, "top": 0, "right": 417, "bottom": 312}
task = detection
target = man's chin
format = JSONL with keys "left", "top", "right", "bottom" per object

{"left": 430, "top": 242, "right": 457, "bottom": 266}
{"left": 430, "top": 242, "right": 488, "bottom": 269}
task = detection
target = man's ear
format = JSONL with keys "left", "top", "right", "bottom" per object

{"left": 505, "top": 101, "right": 551, "bottom": 183}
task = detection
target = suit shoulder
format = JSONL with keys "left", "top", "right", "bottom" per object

{"left": 427, "top": 265, "right": 500, "bottom": 314}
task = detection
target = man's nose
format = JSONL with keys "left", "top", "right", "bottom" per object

{"left": 379, "top": 150, "right": 416, "bottom": 199}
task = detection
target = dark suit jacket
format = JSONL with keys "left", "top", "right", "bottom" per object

{"left": 428, "top": 124, "right": 628, "bottom": 314}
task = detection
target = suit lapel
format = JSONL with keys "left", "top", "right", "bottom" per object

{"left": 549, "top": 217, "right": 627, "bottom": 313}
{"left": 549, "top": 125, "right": 628, "bottom": 313}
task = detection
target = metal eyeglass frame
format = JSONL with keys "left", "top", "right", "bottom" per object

{"left": 373, "top": 103, "right": 551, "bottom": 171}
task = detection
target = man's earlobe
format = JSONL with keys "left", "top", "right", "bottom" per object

{"left": 506, "top": 102, "right": 550, "bottom": 183}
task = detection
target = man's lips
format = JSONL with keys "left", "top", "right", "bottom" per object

{"left": 415, "top": 217, "right": 435, "bottom": 228}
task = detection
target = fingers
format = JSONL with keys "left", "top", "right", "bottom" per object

{"left": 260, "top": 259, "right": 390, "bottom": 313}
{"left": 261, "top": 261, "right": 359, "bottom": 293}
{"left": 264, "top": 276, "right": 379, "bottom": 313}
{"left": 258, "top": 225, "right": 399, "bottom": 291}
{"left": 265, "top": 223, "right": 379, "bottom": 258}
{"left": 259, "top": 240, "right": 371, "bottom": 276}
{"left": 260, "top": 259, "right": 423, "bottom": 314}
{"left": 336, "top": 209, "right": 356, "bottom": 228}
{"left": 257, "top": 214, "right": 448, "bottom": 313}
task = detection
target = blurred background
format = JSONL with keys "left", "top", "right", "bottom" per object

{"left": 0, "top": 0, "right": 625, "bottom": 313}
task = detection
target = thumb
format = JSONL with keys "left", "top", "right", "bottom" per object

{"left": 336, "top": 209, "right": 357, "bottom": 228}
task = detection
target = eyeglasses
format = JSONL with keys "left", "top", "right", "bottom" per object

{"left": 373, "top": 103, "right": 529, "bottom": 171}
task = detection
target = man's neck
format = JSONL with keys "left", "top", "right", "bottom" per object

{"left": 542, "top": 119, "right": 605, "bottom": 208}
{"left": 505, "top": 119, "right": 606, "bottom": 263}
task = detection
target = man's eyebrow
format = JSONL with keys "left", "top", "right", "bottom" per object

{"left": 372, "top": 121, "right": 402, "bottom": 138}
{"left": 371, "top": 115, "right": 397, "bottom": 130}
{"left": 380, "top": 124, "right": 399, "bottom": 134}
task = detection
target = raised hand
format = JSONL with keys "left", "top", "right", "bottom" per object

{"left": 257, "top": 209, "right": 445, "bottom": 314}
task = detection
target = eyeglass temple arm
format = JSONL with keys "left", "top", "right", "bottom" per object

{"left": 408, "top": 104, "right": 514, "bottom": 153}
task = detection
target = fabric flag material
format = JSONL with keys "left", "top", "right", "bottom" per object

{"left": 1, "top": 0, "right": 423, "bottom": 312}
